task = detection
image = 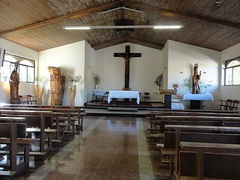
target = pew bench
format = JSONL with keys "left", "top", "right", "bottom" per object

{"left": 0, "top": 105, "right": 85, "bottom": 133}
{"left": 0, "top": 118, "right": 36, "bottom": 177}
{"left": 0, "top": 110, "right": 53, "bottom": 152}
{"left": 180, "top": 141, "right": 240, "bottom": 180}
{"left": 164, "top": 124, "right": 240, "bottom": 179}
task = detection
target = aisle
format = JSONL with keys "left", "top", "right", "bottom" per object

{"left": 12, "top": 116, "right": 170, "bottom": 180}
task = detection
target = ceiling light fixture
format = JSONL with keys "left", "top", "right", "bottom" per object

{"left": 100, "top": 6, "right": 142, "bottom": 14}
{"left": 63, "top": 25, "right": 183, "bottom": 30}
{"left": 215, "top": 0, "right": 223, "bottom": 3}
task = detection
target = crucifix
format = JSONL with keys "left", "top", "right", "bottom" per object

{"left": 114, "top": 46, "right": 141, "bottom": 90}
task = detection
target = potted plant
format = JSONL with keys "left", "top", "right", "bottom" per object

{"left": 183, "top": 78, "right": 191, "bottom": 93}
{"left": 68, "top": 74, "right": 81, "bottom": 84}
{"left": 93, "top": 73, "right": 101, "bottom": 89}
{"left": 154, "top": 74, "right": 163, "bottom": 91}
{"left": 67, "top": 74, "right": 81, "bottom": 106}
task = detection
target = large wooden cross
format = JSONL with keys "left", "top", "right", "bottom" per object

{"left": 114, "top": 46, "right": 141, "bottom": 90}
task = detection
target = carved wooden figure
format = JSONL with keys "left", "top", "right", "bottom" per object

{"left": 48, "top": 66, "right": 65, "bottom": 105}
{"left": 192, "top": 64, "right": 201, "bottom": 94}
{"left": 9, "top": 61, "right": 20, "bottom": 104}
{"left": 35, "top": 84, "right": 44, "bottom": 105}
{"left": 68, "top": 84, "right": 76, "bottom": 106}
{"left": 114, "top": 46, "right": 141, "bottom": 90}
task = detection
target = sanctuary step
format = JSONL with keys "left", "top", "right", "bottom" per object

{"left": 107, "top": 107, "right": 138, "bottom": 112}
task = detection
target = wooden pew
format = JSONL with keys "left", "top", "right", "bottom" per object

{"left": 0, "top": 105, "right": 86, "bottom": 133}
{"left": 0, "top": 117, "right": 36, "bottom": 177}
{"left": 147, "top": 111, "right": 240, "bottom": 133}
{"left": 180, "top": 141, "right": 240, "bottom": 180}
{"left": 148, "top": 114, "right": 240, "bottom": 148}
{"left": 164, "top": 124, "right": 240, "bottom": 179}
{"left": 0, "top": 110, "right": 53, "bottom": 152}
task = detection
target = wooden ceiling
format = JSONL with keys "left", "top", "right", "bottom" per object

{"left": 0, "top": 0, "right": 239, "bottom": 52}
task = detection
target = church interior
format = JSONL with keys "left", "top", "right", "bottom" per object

{"left": 0, "top": 0, "right": 240, "bottom": 179}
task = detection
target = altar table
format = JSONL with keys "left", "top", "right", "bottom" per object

{"left": 183, "top": 93, "right": 214, "bottom": 101}
{"left": 183, "top": 93, "right": 214, "bottom": 109}
{"left": 108, "top": 90, "right": 140, "bottom": 104}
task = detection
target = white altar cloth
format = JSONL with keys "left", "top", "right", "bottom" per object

{"left": 183, "top": 93, "right": 214, "bottom": 101}
{"left": 108, "top": 90, "right": 140, "bottom": 104}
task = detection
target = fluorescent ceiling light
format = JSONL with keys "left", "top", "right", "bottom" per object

{"left": 63, "top": 26, "right": 91, "bottom": 30}
{"left": 153, "top": 25, "right": 183, "bottom": 29}
{"left": 63, "top": 25, "right": 183, "bottom": 30}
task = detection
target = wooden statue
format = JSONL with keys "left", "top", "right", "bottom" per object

{"left": 35, "top": 84, "right": 44, "bottom": 105}
{"left": 192, "top": 64, "right": 201, "bottom": 94}
{"left": 68, "top": 85, "right": 76, "bottom": 106}
{"left": 9, "top": 61, "right": 20, "bottom": 104}
{"left": 48, "top": 66, "right": 65, "bottom": 105}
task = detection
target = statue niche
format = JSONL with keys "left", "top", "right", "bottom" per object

{"left": 48, "top": 66, "right": 65, "bottom": 105}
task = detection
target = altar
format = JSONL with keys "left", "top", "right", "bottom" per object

{"left": 108, "top": 90, "right": 140, "bottom": 104}
{"left": 183, "top": 92, "right": 214, "bottom": 109}
{"left": 183, "top": 93, "right": 214, "bottom": 101}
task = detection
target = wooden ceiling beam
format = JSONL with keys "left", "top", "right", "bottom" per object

{"left": 123, "top": 1, "right": 240, "bottom": 29}
{"left": 0, "top": 1, "right": 121, "bottom": 36}
{"left": 91, "top": 37, "right": 129, "bottom": 50}
{"left": 91, "top": 35, "right": 164, "bottom": 50}
{"left": 127, "top": 36, "right": 164, "bottom": 50}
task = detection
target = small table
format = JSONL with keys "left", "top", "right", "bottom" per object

{"left": 92, "top": 89, "right": 104, "bottom": 101}
{"left": 108, "top": 90, "right": 140, "bottom": 104}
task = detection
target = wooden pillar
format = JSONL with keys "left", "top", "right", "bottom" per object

{"left": 48, "top": 66, "right": 65, "bottom": 105}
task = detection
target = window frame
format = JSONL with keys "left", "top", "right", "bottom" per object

{"left": 1, "top": 52, "right": 36, "bottom": 83}
{"left": 224, "top": 56, "right": 240, "bottom": 86}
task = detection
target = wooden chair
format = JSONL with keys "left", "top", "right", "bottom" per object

{"left": 219, "top": 99, "right": 232, "bottom": 110}
{"left": 143, "top": 92, "right": 150, "bottom": 102}
{"left": 229, "top": 100, "right": 239, "bottom": 110}
{"left": 103, "top": 91, "right": 109, "bottom": 102}
{"left": 25, "top": 95, "right": 38, "bottom": 104}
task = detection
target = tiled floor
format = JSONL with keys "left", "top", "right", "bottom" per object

{"left": 7, "top": 115, "right": 171, "bottom": 180}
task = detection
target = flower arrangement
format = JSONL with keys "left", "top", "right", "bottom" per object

{"left": 154, "top": 74, "right": 163, "bottom": 86}
{"left": 35, "top": 75, "right": 44, "bottom": 82}
{"left": 68, "top": 74, "right": 81, "bottom": 82}
{"left": 183, "top": 78, "right": 191, "bottom": 87}
{"left": 93, "top": 73, "right": 101, "bottom": 85}
{"left": 203, "top": 80, "right": 213, "bottom": 88}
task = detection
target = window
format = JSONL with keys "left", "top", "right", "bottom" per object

{"left": 224, "top": 57, "right": 240, "bottom": 86}
{"left": 1, "top": 53, "right": 35, "bottom": 83}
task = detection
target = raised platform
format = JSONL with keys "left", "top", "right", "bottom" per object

{"left": 107, "top": 107, "right": 138, "bottom": 112}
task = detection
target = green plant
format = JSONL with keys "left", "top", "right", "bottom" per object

{"left": 183, "top": 78, "right": 191, "bottom": 87}
{"left": 93, "top": 73, "right": 101, "bottom": 85}
{"left": 154, "top": 74, "right": 163, "bottom": 86}
{"left": 35, "top": 75, "right": 44, "bottom": 82}
{"left": 203, "top": 80, "right": 213, "bottom": 88}
{"left": 68, "top": 74, "right": 81, "bottom": 82}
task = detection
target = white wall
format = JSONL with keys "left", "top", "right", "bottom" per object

{"left": 38, "top": 41, "right": 85, "bottom": 106}
{"left": 0, "top": 38, "right": 38, "bottom": 104}
{"left": 93, "top": 43, "right": 163, "bottom": 102}
{"left": 84, "top": 42, "right": 97, "bottom": 102}
{"left": 1, "top": 36, "right": 239, "bottom": 108}
{"left": 220, "top": 43, "right": 240, "bottom": 100}
{"left": 165, "top": 40, "right": 221, "bottom": 109}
